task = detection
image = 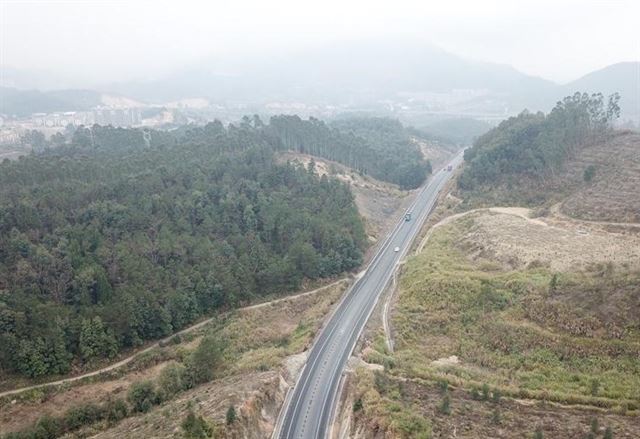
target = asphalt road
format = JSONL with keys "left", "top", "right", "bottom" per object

{"left": 275, "top": 152, "right": 464, "bottom": 439}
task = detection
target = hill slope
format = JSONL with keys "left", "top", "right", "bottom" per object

{"left": 560, "top": 132, "right": 640, "bottom": 222}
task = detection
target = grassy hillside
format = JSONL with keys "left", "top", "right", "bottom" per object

{"left": 349, "top": 209, "right": 640, "bottom": 437}
{"left": 392, "top": 213, "right": 640, "bottom": 405}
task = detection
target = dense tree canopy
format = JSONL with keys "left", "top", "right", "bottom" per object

{"left": 459, "top": 92, "right": 620, "bottom": 189}
{"left": 0, "top": 119, "right": 367, "bottom": 377}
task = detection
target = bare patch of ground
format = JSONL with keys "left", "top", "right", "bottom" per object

{"left": 458, "top": 209, "right": 640, "bottom": 271}
{"left": 412, "top": 138, "right": 456, "bottom": 169}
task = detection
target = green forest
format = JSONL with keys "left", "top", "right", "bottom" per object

{"left": 458, "top": 92, "right": 620, "bottom": 190}
{"left": 0, "top": 117, "right": 380, "bottom": 378}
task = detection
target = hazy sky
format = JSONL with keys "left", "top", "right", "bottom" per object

{"left": 1, "top": 0, "right": 639, "bottom": 86}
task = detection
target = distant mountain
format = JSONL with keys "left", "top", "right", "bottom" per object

{"left": 0, "top": 66, "right": 77, "bottom": 90}
{"left": 563, "top": 62, "right": 640, "bottom": 122}
{"left": 0, "top": 87, "right": 101, "bottom": 117}
{"left": 3, "top": 45, "right": 637, "bottom": 123}
{"left": 106, "top": 40, "right": 558, "bottom": 111}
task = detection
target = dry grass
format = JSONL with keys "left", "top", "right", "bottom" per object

{"left": 457, "top": 209, "right": 640, "bottom": 271}
{"left": 561, "top": 132, "right": 640, "bottom": 223}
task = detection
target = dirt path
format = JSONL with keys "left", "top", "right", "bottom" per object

{"left": 0, "top": 278, "right": 349, "bottom": 399}
{"left": 552, "top": 203, "right": 640, "bottom": 228}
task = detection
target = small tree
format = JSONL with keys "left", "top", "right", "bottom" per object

{"left": 226, "top": 405, "right": 237, "bottom": 425}
{"left": 604, "top": 426, "right": 613, "bottom": 439}
{"left": 534, "top": 426, "right": 544, "bottom": 439}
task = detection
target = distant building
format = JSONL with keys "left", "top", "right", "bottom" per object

{"left": 93, "top": 108, "right": 141, "bottom": 127}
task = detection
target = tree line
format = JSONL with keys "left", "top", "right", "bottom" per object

{"left": 268, "top": 116, "right": 432, "bottom": 189}
{"left": 0, "top": 118, "right": 368, "bottom": 378}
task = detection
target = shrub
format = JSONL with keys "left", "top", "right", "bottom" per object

{"left": 482, "top": 383, "right": 490, "bottom": 401}
{"left": 590, "top": 417, "right": 599, "bottom": 433}
{"left": 34, "top": 414, "right": 63, "bottom": 438}
{"left": 226, "top": 405, "right": 237, "bottom": 425}
{"left": 437, "top": 379, "right": 449, "bottom": 394}
{"left": 534, "top": 426, "right": 544, "bottom": 439}
{"left": 127, "top": 380, "right": 157, "bottom": 413}
{"left": 182, "top": 409, "right": 213, "bottom": 438}
{"left": 492, "top": 388, "right": 501, "bottom": 403}
{"left": 438, "top": 393, "right": 451, "bottom": 415}
{"left": 185, "top": 336, "right": 224, "bottom": 386}
{"left": 63, "top": 402, "right": 104, "bottom": 430}
{"left": 353, "top": 397, "right": 363, "bottom": 412}
{"left": 105, "top": 398, "right": 129, "bottom": 423}
{"left": 491, "top": 407, "right": 501, "bottom": 424}
{"left": 157, "top": 361, "right": 187, "bottom": 401}
{"left": 590, "top": 379, "right": 600, "bottom": 396}
{"left": 604, "top": 426, "right": 613, "bottom": 439}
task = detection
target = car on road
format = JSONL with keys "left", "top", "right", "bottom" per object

{"left": 394, "top": 246, "right": 400, "bottom": 252}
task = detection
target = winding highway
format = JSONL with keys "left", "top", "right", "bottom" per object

{"left": 274, "top": 151, "right": 464, "bottom": 439}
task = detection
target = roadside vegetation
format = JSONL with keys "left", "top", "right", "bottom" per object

{"left": 1, "top": 279, "right": 347, "bottom": 437}
{"left": 392, "top": 216, "right": 639, "bottom": 406}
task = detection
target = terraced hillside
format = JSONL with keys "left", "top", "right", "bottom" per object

{"left": 561, "top": 132, "right": 640, "bottom": 223}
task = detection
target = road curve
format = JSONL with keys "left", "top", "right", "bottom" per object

{"left": 275, "top": 152, "right": 464, "bottom": 439}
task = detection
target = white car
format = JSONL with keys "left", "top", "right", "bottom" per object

{"left": 394, "top": 246, "right": 400, "bottom": 252}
